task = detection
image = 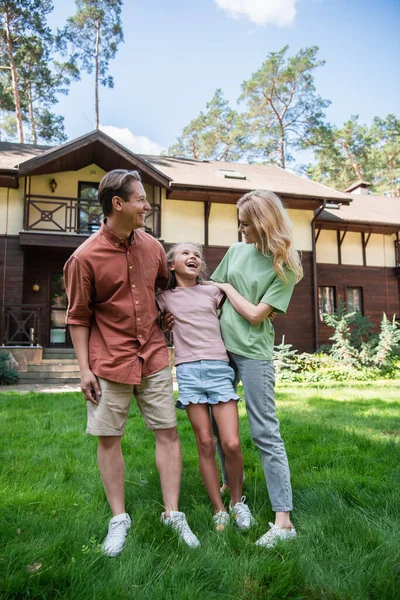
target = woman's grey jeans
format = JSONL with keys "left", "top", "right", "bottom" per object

{"left": 214, "top": 351, "right": 293, "bottom": 513}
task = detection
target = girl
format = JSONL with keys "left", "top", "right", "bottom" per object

{"left": 157, "top": 242, "right": 254, "bottom": 531}
{"left": 211, "top": 189, "right": 303, "bottom": 549}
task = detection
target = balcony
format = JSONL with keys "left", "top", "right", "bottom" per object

{"left": 23, "top": 194, "right": 161, "bottom": 238}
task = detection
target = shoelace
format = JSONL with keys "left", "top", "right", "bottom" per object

{"left": 234, "top": 496, "right": 252, "bottom": 520}
{"left": 171, "top": 515, "right": 197, "bottom": 541}
{"left": 106, "top": 519, "right": 129, "bottom": 542}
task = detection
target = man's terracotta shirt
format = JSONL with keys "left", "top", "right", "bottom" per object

{"left": 64, "top": 221, "right": 169, "bottom": 384}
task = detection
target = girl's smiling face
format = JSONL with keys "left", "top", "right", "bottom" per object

{"left": 238, "top": 210, "right": 261, "bottom": 247}
{"left": 170, "top": 244, "right": 202, "bottom": 285}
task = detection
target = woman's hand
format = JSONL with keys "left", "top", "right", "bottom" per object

{"left": 206, "top": 280, "right": 231, "bottom": 294}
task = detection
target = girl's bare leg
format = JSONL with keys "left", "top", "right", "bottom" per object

{"left": 186, "top": 403, "right": 226, "bottom": 513}
{"left": 211, "top": 400, "right": 243, "bottom": 506}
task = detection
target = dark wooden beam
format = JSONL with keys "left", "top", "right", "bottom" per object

{"left": 0, "top": 175, "right": 18, "bottom": 188}
{"left": 19, "top": 231, "right": 89, "bottom": 249}
{"left": 337, "top": 229, "right": 347, "bottom": 265}
{"left": 204, "top": 201, "right": 211, "bottom": 247}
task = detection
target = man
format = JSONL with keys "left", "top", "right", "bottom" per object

{"left": 64, "top": 169, "right": 199, "bottom": 557}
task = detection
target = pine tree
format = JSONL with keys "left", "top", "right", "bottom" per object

{"left": 167, "top": 89, "right": 248, "bottom": 161}
{"left": 240, "top": 45, "right": 329, "bottom": 168}
{"left": 59, "top": 0, "right": 124, "bottom": 129}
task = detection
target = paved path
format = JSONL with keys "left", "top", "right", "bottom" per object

{"left": 1, "top": 381, "right": 178, "bottom": 393}
{"left": 1, "top": 383, "right": 82, "bottom": 393}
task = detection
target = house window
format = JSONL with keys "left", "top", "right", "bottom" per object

{"left": 50, "top": 274, "right": 67, "bottom": 345}
{"left": 346, "top": 287, "right": 363, "bottom": 314}
{"left": 78, "top": 182, "right": 102, "bottom": 233}
{"left": 318, "top": 286, "right": 336, "bottom": 321}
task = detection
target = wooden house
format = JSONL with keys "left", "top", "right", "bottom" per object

{"left": 0, "top": 130, "right": 399, "bottom": 376}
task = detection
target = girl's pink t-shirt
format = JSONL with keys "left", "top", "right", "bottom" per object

{"left": 157, "top": 285, "right": 229, "bottom": 366}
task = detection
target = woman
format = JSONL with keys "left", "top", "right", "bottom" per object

{"left": 211, "top": 189, "right": 303, "bottom": 548}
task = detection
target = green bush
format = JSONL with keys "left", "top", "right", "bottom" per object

{"left": 274, "top": 308, "right": 400, "bottom": 383}
{"left": 0, "top": 352, "right": 19, "bottom": 385}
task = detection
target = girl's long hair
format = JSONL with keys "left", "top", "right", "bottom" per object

{"left": 165, "top": 242, "right": 208, "bottom": 290}
{"left": 237, "top": 190, "right": 303, "bottom": 283}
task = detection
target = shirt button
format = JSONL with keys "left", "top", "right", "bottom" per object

{"left": 115, "top": 243, "right": 119, "bottom": 247}
{"left": 138, "top": 318, "right": 141, "bottom": 321}
{"left": 137, "top": 352, "right": 141, "bottom": 356}
{"left": 131, "top": 284, "right": 135, "bottom": 288}
{"left": 138, "top": 334, "right": 142, "bottom": 338}
{"left": 129, "top": 266, "right": 133, "bottom": 270}
{"left": 135, "top": 301, "right": 139, "bottom": 304}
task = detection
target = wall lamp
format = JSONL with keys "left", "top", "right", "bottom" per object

{"left": 32, "top": 282, "right": 41, "bottom": 293}
{"left": 49, "top": 178, "right": 58, "bottom": 193}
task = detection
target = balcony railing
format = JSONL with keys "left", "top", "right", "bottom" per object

{"left": 23, "top": 195, "right": 161, "bottom": 237}
{"left": 3, "top": 305, "right": 41, "bottom": 346}
{"left": 24, "top": 195, "right": 103, "bottom": 234}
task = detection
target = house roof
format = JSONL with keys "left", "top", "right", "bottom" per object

{"left": 0, "top": 131, "right": 351, "bottom": 204}
{"left": 0, "top": 141, "right": 52, "bottom": 171}
{"left": 142, "top": 155, "right": 351, "bottom": 203}
{"left": 317, "top": 193, "right": 400, "bottom": 234}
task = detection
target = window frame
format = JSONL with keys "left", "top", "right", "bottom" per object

{"left": 345, "top": 285, "right": 364, "bottom": 315}
{"left": 318, "top": 285, "right": 337, "bottom": 322}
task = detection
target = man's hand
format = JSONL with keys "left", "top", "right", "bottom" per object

{"left": 80, "top": 369, "right": 101, "bottom": 405}
{"left": 161, "top": 312, "right": 174, "bottom": 332}
{"left": 268, "top": 311, "right": 277, "bottom": 322}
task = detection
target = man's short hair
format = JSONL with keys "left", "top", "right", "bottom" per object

{"left": 98, "top": 169, "right": 142, "bottom": 216}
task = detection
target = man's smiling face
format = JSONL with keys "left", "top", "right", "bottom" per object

{"left": 120, "top": 180, "right": 151, "bottom": 230}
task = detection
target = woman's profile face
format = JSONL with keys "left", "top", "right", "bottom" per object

{"left": 238, "top": 210, "right": 261, "bottom": 246}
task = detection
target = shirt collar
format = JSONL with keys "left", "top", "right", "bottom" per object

{"left": 100, "top": 219, "right": 135, "bottom": 249}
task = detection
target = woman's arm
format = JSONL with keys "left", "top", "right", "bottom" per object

{"left": 213, "top": 282, "right": 273, "bottom": 326}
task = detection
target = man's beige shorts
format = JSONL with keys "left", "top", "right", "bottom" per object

{"left": 86, "top": 366, "right": 176, "bottom": 436}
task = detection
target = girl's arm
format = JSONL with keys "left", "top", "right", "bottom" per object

{"left": 213, "top": 282, "right": 273, "bottom": 326}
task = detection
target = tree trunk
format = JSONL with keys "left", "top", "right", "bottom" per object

{"left": 94, "top": 20, "right": 100, "bottom": 129}
{"left": 4, "top": 9, "right": 24, "bottom": 143}
{"left": 341, "top": 141, "right": 363, "bottom": 180}
{"left": 279, "top": 125, "right": 285, "bottom": 169}
{"left": 28, "top": 84, "right": 37, "bottom": 144}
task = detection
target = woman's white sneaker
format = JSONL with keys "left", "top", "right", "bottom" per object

{"left": 102, "top": 513, "right": 131, "bottom": 557}
{"left": 161, "top": 511, "right": 200, "bottom": 548}
{"left": 255, "top": 522, "right": 296, "bottom": 548}
{"left": 229, "top": 496, "right": 255, "bottom": 530}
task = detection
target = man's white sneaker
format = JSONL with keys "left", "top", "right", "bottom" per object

{"left": 213, "top": 510, "right": 230, "bottom": 531}
{"left": 102, "top": 513, "right": 131, "bottom": 557}
{"left": 229, "top": 496, "right": 255, "bottom": 530}
{"left": 255, "top": 522, "right": 296, "bottom": 548}
{"left": 161, "top": 511, "right": 200, "bottom": 548}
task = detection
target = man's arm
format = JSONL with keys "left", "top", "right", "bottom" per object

{"left": 69, "top": 325, "right": 101, "bottom": 405}
{"left": 212, "top": 282, "right": 273, "bottom": 326}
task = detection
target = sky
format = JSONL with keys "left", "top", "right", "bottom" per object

{"left": 48, "top": 0, "right": 400, "bottom": 158}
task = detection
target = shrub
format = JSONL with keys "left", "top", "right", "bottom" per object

{"left": 274, "top": 309, "right": 400, "bottom": 383}
{"left": 0, "top": 351, "right": 19, "bottom": 385}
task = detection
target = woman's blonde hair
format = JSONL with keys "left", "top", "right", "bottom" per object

{"left": 237, "top": 190, "right": 303, "bottom": 283}
{"left": 165, "top": 242, "right": 208, "bottom": 289}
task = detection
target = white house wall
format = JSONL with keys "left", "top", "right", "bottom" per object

{"left": 341, "top": 232, "right": 364, "bottom": 266}
{"left": 0, "top": 183, "right": 25, "bottom": 235}
{"left": 287, "top": 209, "right": 313, "bottom": 251}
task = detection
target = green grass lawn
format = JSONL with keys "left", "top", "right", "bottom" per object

{"left": 1, "top": 381, "right": 399, "bottom": 600}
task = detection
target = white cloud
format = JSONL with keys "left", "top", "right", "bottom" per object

{"left": 99, "top": 125, "right": 164, "bottom": 155}
{"left": 215, "top": 0, "right": 297, "bottom": 27}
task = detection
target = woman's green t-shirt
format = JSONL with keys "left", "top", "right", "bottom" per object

{"left": 211, "top": 242, "right": 296, "bottom": 360}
